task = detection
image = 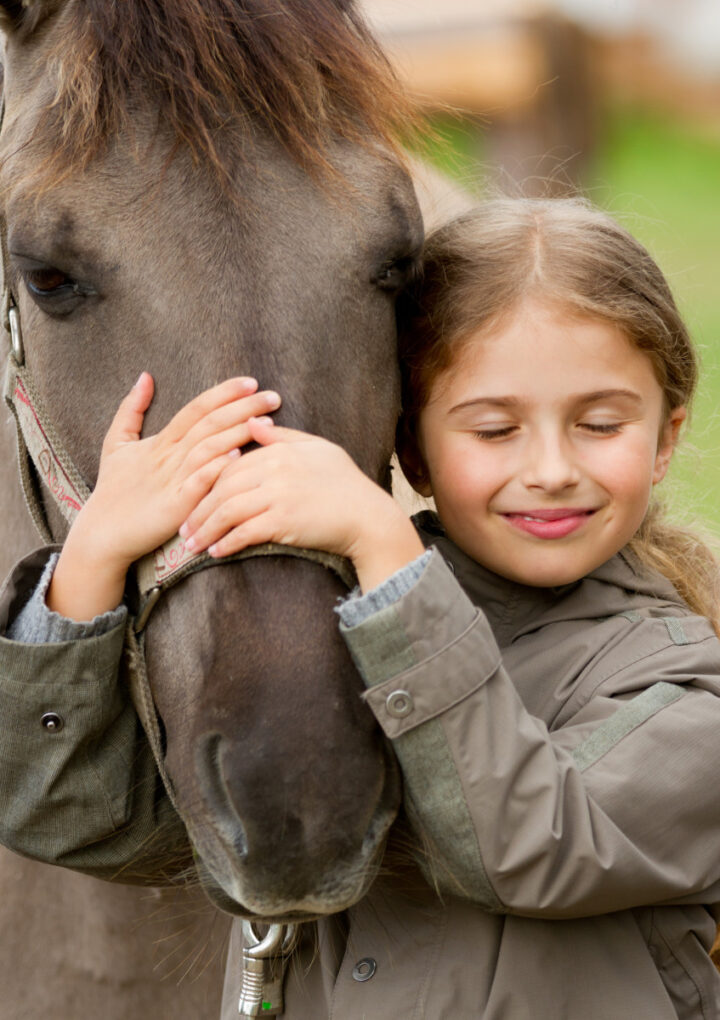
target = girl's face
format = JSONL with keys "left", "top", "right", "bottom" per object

{"left": 416, "top": 299, "right": 686, "bottom": 587}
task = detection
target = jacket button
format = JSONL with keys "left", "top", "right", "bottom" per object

{"left": 41, "top": 712, "right": 64, "bottom": 733}
{"left": 386, "top": 689, "right": 413, "bottom": 718}
{"left": 352, "top": 958, "right": 377, "bottom": 982}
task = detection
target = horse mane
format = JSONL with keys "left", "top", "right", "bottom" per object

{"left": 33, "top": 0, "right": 413, "bottom": 187}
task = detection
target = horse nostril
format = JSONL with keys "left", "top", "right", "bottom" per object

{"left": 195, "top": 732, "right": 248, "bottom": 859}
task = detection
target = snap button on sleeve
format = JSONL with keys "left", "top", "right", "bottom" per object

{"left": 352, "top": 958, "right": 377, "bottom": 982}
{"left": 41, "top": 712, "right": 64, "bottom": 733}
{"left": 385, "top": 689, "right": 413, "bottom": 718}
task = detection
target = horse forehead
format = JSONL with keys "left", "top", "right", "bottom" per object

{"left": 3, "top": 138, "right": 415, "bottom": 259}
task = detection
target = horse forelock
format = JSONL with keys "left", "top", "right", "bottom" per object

{"left": 13, "top": 0, "right": 413, "bottom": 191}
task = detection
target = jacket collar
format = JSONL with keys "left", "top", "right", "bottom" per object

{"left": 413, "top": 511, "right": 687, "bottom": 644}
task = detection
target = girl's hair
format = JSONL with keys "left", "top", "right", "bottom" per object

{"left": 397, "top": 196, "right": 720, "bottom": 629}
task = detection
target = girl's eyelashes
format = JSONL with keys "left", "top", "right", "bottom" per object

{"left": 472, "top": 426, "right": 517, "bottom": 440}
{"left": 470, "top": 422, "right": 624, "bottom": 440}
{"left": 579, "top": 422, "right": 623, "bottom": 435}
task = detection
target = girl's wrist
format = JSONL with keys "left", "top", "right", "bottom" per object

{"left": 47, "top": 519, "right": 131, "bottom": 622}
{"left": 349, "top": 504, "right": 425, "bottom": 593}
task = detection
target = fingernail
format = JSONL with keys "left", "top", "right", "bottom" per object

{"left": 264, "top": 391, "right": 281, "bottom": 407}
{"left": 239, "top": 377, "right": 257, "bottom": 389}
{"left": 253, "top": 416, "right": 274, "bottom": 426}
{"left": 179, "top": 522, "right": 189, "bottom": 538}
{"left": 229, "top": 447, "right": 241, "bottom": 458}
{"left": 208, "top": 543, "right": 219, "bottom": 557}
{"left": 185, "top": 535, "right": 196, "bottom": 551}
{"left": 134, "top": 373, "right": 145, "bottom": 388}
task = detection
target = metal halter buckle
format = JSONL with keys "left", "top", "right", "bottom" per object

{"left": 238, "top": 922, "right": 298, "bottom": 1017}
{"left": 8, "top": 302, "right": 23, "bottom": 364}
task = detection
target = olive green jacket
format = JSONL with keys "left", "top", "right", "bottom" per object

{"left": 2, "top": 517, "right": 720, "bottom": 1018}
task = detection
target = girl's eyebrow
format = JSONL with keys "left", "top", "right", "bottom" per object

{"left": 575, "top": 388, "right": 644, "bottom": 407}
{"left": 449, "top": 389, "right": 644, "bottom": 415}
{"left": 448, "top": 396, "right": 519, "bottom": 414}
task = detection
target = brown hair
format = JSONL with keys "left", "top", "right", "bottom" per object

{"left": 19, "top": 0, "right": 412, "bottom": 190}
{"left": 396, "top": 197, "right": 720, "bottom": 628}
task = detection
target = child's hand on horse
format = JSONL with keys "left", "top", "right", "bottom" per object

{"left": 47, "top": 374, "right": 280, "bottom": 619}
{"left": 179, "top": 419, "right": 425, "bottom": 593}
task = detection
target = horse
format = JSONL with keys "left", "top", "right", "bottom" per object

{"left": 0, "top": 0, "right": 423, "bottom": 1013}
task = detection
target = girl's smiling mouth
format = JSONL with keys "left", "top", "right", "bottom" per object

{"left": 502, "top": 509, "right": 597, "bottom": 540}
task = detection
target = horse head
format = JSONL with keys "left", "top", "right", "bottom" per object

{"left": 0, "top": 0, "right": 423, "bottom": 920}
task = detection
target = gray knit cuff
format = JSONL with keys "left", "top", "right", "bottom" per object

{"left": 335, "top": 550, "right": 432, "bottom": 629}
{"left": 7, "top": 553, "right": 127, "bottom": 644}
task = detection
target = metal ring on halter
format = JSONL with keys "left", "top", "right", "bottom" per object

{"left": 8, "top": 303, "right": 23, "bottom": 364}
{"left": 242, "top": 921, "right": 298, "bottom": 959}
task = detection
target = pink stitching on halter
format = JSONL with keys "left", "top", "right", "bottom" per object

{"left": 154, "top": 537, "right": 197, "bottom": 580}
{"left": 15, "top": 375, "right": 85, "bottom": 512}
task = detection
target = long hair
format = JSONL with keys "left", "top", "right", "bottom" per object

{"left": 396, "top": 197, "right": 720, "bottom": 630}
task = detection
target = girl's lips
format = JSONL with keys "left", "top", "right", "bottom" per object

{"left": 502, "top": 509, "right": 596, "bottom": 540}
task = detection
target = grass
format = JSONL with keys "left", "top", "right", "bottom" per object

{"left": 415, "top": 105, "right": 720, "bottom": 532}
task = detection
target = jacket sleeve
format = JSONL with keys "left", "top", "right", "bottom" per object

{"left": 0, "top": 548, "right": 190, "bottom": 884}
{"left": 340, "top": 548, "right": 720, "bottom": 919}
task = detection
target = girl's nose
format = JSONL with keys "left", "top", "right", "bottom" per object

{"left": 521, "top": 433, "right": 580, "bottom": 493}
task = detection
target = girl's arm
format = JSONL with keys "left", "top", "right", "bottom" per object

{"left": 179, "top": 419, "right": 426, "bottom": 591}
{"left": 337, "top": 549, "right": 720, "bottom": 918}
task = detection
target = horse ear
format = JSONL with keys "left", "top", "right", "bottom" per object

{"left": 0, "top": 0, "right": 64, "bottom": 34}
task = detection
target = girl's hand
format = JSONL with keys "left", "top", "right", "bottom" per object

{"left": 47, "top": 373, "right": 281, "bottom": 620}
{"left": 179, "top": 419, "right": 425, "bottom": 593}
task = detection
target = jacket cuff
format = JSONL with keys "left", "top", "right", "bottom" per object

{"left": 335, "top": 549, "right": 432, "bottom": 628}
{"left": 340, "top": 549, "right": 501, "bottom": 738}
{"left": 0, "top": 547, "right": 127, "bottom": 677}
{"left": 0, "top": 546, "right": 63, "bottom": 635}
{"left": 6, "top": 551, "right": 127, "bottom": 643}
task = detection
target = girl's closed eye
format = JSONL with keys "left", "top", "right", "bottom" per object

{"left": 578, "top": 421, "right": 624, "bottom": 435}
{"left": 472, "top": 424, "right": 518, "bottom": 440}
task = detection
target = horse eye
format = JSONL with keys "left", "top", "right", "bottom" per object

{"left": 373, "top": 255, "right": 419, "bottom": 293}
{"left": 24, "top": 268, "right": 73, "bottom": 295}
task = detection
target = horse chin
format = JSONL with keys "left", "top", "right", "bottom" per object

{"left": 194, "top": 836, "right": 385, "bottom": 922}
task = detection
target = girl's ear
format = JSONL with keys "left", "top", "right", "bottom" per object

{"left": 653, "top": 406, "right": 687, "bottom": 485}
{"left": 395, "top": 417, "right": 432, "bottom": 496}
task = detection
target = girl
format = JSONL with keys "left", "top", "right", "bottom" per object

{"left": 2, "top": 196, "right": 720, "bottom": 1019}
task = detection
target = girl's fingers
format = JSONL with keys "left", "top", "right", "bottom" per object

{"left": 247, "top": 419, "right": 310, "bottom": 446}
{"left": 180, "top": 459, "right": 258, "bottom": 536}
{"left": 178, "top": 449, "right": 241, "bottom": 508}
{"left": 178, "top": 408, "right": 277, "bottom": 477}
{"left": 183, "top": 488, "right": 271, "bottom": 553}
{"left": 163, "top": 377, "right": 260, "bottom": 442}
{"left": 181, "top": 390, "right": 281, "bottom": 449}
{"left": 208, "top": 514, "right": 277, "bottom": 558}
{"left": 103, "top": 372, "right": 155, "bottom": 451}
